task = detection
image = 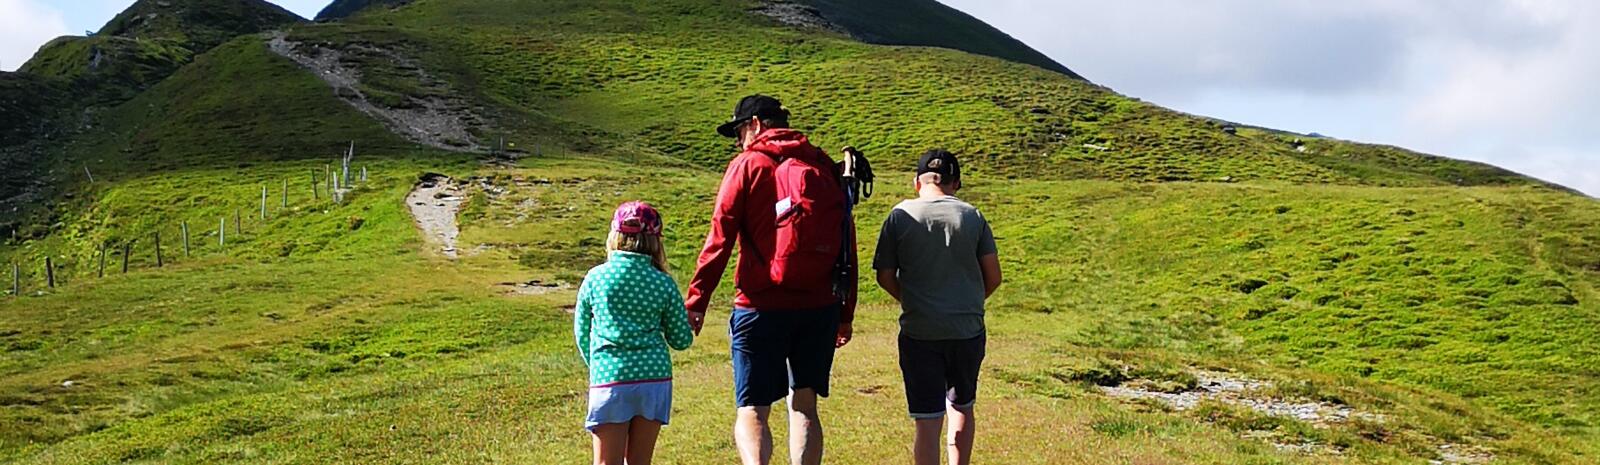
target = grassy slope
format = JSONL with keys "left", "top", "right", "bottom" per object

{"left": 1, "top": 0, "right": 308, "bottom": 237}
{"left": 358, "top": 0, "right": 1546, "bottom": 190}
{"left": 6, "top": 157, "right": 1598, "bottom": 464}
{"left": 2, "top": 0, "right": 1598, "bottom": 463}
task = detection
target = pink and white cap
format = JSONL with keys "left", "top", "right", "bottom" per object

{"left": 611, "top": 201, "right": 663, "bottom": 236}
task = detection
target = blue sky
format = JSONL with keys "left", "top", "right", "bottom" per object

{"left": 3, "top": 0, "right": 1595, "bottom": 196}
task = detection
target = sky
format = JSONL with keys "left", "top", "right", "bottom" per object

{"left": 940, "top": 0, "right": 1599, "bottom": 196}
{"left": 2, "top": 1, "right": 1595, "bottom": 196}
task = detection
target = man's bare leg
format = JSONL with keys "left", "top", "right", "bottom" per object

{"left": 787, "top": 388, "right": 824, "bottom": 465}
{"left": 736, "top": 406, "right": 774, "bottom": 465}
{"left": 912, "top": 418, "right": 943, "bottom": 465}
{"left": 947, "top": 404, "right": 976, "bottom": 465}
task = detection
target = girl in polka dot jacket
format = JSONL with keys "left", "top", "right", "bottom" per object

{"left": 575, "top": 201, "right": 695, "bottom": 465}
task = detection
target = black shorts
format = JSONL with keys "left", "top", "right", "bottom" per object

{"left": 729, "top": 305, "right": 841, "bottom": 407}
{"left": 898, "top": 333, "right": 986, "bottom": 419}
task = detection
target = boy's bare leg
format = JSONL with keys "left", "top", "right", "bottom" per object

{"left": 625, "top": 417, "right": 662, "bottom": 465}
{"left": 947, "top": 405, "right": 976, "bottom": 465}
{"left": 787, "top": 388, "right": 824, "bottom": 465}
{"left": 735, "top": 406, "right": 774, "bottom": 465}
{"left": 591, "top": 423, "right": 629, "bottom": 465}
{"left": 913, "top": 418, "right": 943, "bottom": 465}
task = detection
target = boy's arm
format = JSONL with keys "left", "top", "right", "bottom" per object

{"left": 979, "top": 254, "right": 1003, "bottom": 298}
{"left": 872, "top": 209, "right": 904, "bottom": 301}
{"left": 876, "top": 269, "right": 903, "bottom": 302}
{"left": 977, "top": 216, "right": 1002, "bottom": 298}
{"left": 661, "top": 279, "right": 695, "bottom": 351}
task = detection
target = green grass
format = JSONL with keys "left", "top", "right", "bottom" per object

{"left": 8, "top": 156, "right": 1597, "bottom": 463}
{"left": 2, "top": 0, "right": 1598, "bottom": 463}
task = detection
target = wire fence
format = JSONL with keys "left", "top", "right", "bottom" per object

{"left": 6, "top": 146, "right": 375, "bottom": 298}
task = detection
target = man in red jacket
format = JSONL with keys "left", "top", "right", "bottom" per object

{"left": 687, "top": 95, "right": 858, "bottom": 465}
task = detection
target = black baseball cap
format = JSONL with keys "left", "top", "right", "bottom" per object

{"left": 717, "top": 95, "right": 790, "bottom": 138}
{"left": 917, "top": 149, "right": 961, "bottom": 184}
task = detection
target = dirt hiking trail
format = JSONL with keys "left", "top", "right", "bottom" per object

{"left": 408, "top": 173, "right": 464, "bottom": 258}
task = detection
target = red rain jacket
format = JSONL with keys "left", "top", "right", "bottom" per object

{"left": 685, "top": 129, "right": 858, "bottom": 323}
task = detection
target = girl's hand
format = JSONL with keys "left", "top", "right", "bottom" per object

{"left": 688, "top": 311, "right": 706, "bottom": 335}
{"left": 835, "top": 322, "right": 853, "bottom": 348}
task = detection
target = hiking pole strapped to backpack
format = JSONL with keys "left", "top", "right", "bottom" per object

{"left": 833, "top": 146, "right": 873, "bottom": 302}
{"left": 839, "top": 146, "right": 874, "bottom": 209}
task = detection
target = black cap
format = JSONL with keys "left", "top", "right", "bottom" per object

{"left": 917, "top": 149, "right": 961, "bottom": 184}
{"left": 717, "top": 95, "right": 790, "bottom": 138}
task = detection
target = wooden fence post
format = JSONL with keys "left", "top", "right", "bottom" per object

{"left": 282, "top": 178, "right": 289, "bottom": 208}
{"left": 343, "top": 141, "right": 354, "bottom": 186}
{"left": 234, "top": 210, "right": 242, "bottom": 236}
{"left": 122, "top": 242, "right": 131, "bottom": 274}
{"left": 260, "top": 186, "right": 268, "bottom": 220}
{"left": 10, "top": 263, "right": 17, "bottom": 297}
{"left": 98, "top": 245, "right": 106, "bottom": 278}
{"left": 181, "top": 222, "right": 191, "bottom": 256}
{"left": 219, "top": 217, "right": 226, "bottom": 246}
{"left": 311, "top": 170, "right": 319, "bottom": 201}
{"left": 155, "top": 231, "right": 164, "bottom": 268}
{"left": 45, "top": 257, "right": 54, "bottom": 288}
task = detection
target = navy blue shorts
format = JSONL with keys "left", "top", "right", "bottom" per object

{"left": 729, "top": 305, "right": 841, "bottom": 407}
{"left": 898, "top": 333, "right": 986, "bottom": 419}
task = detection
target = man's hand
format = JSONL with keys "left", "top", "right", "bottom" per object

{"left": 688, "top": 311, "right": 706, "bottom": 335}
{"left": 835, "top": 322, "right": 853, "bottom": 348}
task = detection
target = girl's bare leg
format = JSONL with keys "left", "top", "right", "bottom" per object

{"left": 626, "top": 416, "right": 663, "bottom": 465}
{"left": 592, "top": 423, "right": 629, "bottom": 465}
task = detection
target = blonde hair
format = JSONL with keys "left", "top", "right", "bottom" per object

{"left": 607, "top": 230, "right": 670, "bottom": 273}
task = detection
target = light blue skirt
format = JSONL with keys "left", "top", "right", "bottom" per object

{"left": 586, "top": 380, "right": 672, "bottom": 432}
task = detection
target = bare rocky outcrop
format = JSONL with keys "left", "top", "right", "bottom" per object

{"left": 1098, "top": 371, "right": 1494, "bottom": 463}
{"left": 267, "top": 32, "right": 484, "bottom": 152}
{"left": 751, "top": 2, "right": 849, "bottom": 36}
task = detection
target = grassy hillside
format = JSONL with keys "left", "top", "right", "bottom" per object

{"left": 5, "top": 156, "right": 1598, "bottom": 463}
{"left": 2, "top": 0, "right": 1596, "bottom": 463}
{"left": 1, "top": 0, "right": 309, "bottom": 238}
{"left": 332, "top": 0, "right": 1544, "bottom": 189}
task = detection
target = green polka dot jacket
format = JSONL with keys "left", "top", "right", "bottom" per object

{"left": 575, "top": 251, "right": 695, "bottom": 387}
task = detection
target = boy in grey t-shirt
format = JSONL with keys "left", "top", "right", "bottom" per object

{"left": 873, "top": 149, "right": 1002, "bottom": 465}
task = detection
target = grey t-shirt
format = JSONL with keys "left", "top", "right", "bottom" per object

{"left": 872, "top": 196, "right": 998, "bottom": 341}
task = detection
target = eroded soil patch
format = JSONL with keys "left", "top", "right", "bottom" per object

{"left": 267, "top": 32, "right": 484, "bottom": 151}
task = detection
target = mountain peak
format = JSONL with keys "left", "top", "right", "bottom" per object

{"left": 783, "top": 0, "right": 1084, "bottom": 79}
{"left": 98, "top": 0, "right": 305, "bottom": 51}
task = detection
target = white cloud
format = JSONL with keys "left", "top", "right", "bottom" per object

{"left": 941, "top": 0, "right": 1600, "bottom": 196}
{"left": 0, "top": 0, "right": 70, "bottom": 72}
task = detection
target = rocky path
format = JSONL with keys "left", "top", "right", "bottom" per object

{"left": 407, "top": 174, "right": 464, "bottom": 258}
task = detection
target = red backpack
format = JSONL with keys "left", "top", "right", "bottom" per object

{"left": 770, "top": 153, "right": 847, "bottom": 293}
